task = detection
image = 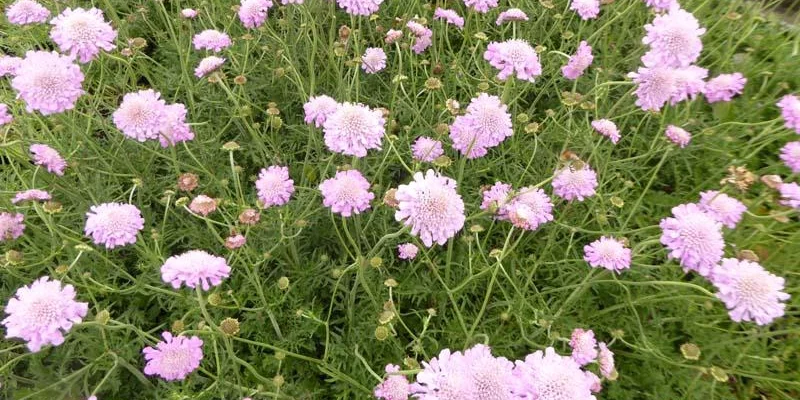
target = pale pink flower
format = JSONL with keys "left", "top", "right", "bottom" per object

{"left": 397, "top": 243, "right": 418, "bottom": 260}
{"left": 375, "top": 364, "right": 410, "bottom": 400}
{"left": 496, "top": 8, "right": 529, "bottom": 25}
{"left": 384, "top": 29, "right": 403, "bottom": 44}
{"left": 434, "top": 8, "right": 464, "bottom": 29}
{"left": 11, "top": 51, "right": 84, "bottom": 115}
{"left": 777, "top": 94, "right": 800, "bottom": 134}
{"left": 703, "top": 72, "right": 746, "bottom": 103}
{"left": 779, "top": 141, "right": 800, "bottom": 173}
{"left": 512, "top": 347, "right": 599, "bottom": 400}
{"left": 628, "top": 65, "right": 678, "bottom": 112}
{"left": 189, "top": 195, "right": 217, "bottom": 216}
{"left": 0, "top": 55, "right": 22, "bottom": 77}
{"left": 195, "top": 56, "right": 225, "bottom": 78}
{"left": 584, "top": 236, "right": 632, "bottom": 272}
{"left": 160, "top": 250, "right": 231, "bottom": 290}
{"left": 449, "top": 93, "right": 513, "bottom": 159}
{"left": 779, "top": 182, "right": 800, "bottom": 210}
{"left": 84, "top": 203, "right": 145, "bottom": 249}
{"left": 659, "top": 203, "right": 724, "bottom": 277}
{"left": 193, "top": 30, "right": 232, "bottom": 52}
{"left": 5, "top": 0, "right": 49, "bottom": 25}
{"left": 11, "top": 189, "right": 51, "bottom": 204}
{"left": 336, "top": 0, "right": 384, "bottom": 16}
{"left": 30, "top": 144, "right": 67, "bottom": 175}
{"left": 406, "top": 21, "right": 432, "bottom": 54}
{"left": 665, "top": 125, "right": 691, "bottom": 148}
{"left": 50, "top": 8, "right": 117, "bottom": 63}
{"left": 395, "top": 170, "right": 465, "bottom": 247}
{"left": 225, "top": 234, "right": 247, "bottom": 250}
{"left": 644, "top": 0, "right": 678, "bottom": 11}
{"left": 484, "top": 39, "right": 542, "bottom": 82}
{"left": 323, "top": 102, "right": 385, "bottom": 157}
{"left": 642, "top": 7, "right": 705, "bottom": 68}
{"left": 143, "top": 332, "right": 203, "bottom": 381}
{"left": 303, "top": 95, "right": 339, "bottom": 128}
{"left": 319, "top": 169, "right": 375, "bottom": 217}
{"left": 597, "top": 343, "right": 615, "bottom": 379}
{"left": 411, "top": 136, "right": 444, "bottom": 162}
{"left": 256, "top": 166, "right": 294, "bottom": 207}
{"left": 570, "top": 328, "right": 598, "bottom": 366}
{"left": 238, "top": 0, "right": 272, "bottom": 29}
{"left": 0, "top": 103, "right": 11, "bottom": 125}
{"left": 570, "top": 0, "right": 600, "bottom": 20}
{"left": 481, "top": 182, "right": 512, "bottom": 218}
{"left": 504, "top": 187, "right": 554, "bottom": 231}
{"left": 0, "top": 212, "right": 25, "bottom": 242}
{"left": 113, "top": 89, "right": 168, "bottom": 141}
{"left": 361, "top": 47, "right": 387, "bottom": 74}
{"left": 552, "top": 164, "right": 598, "bottom": 202}
{"left": 669, "top": 65, "right": 708, "bottom": 105}
{"left": 562, "top": 41, "right": 594, "bottom": 80}
{"left": 158, "top": 103, "right": 194, "bottom": 148}
{"left": 181, "top": 9, "right": 197, "bottom": 18}
{"left": 463, "top": 0, "right": 498, "bottom": 13}
{"left": 697, "top": 190, "right": 746, "bottom": 229}
{"left": 591, "top": 119, "right": 620, "bottom": 143}
{"left": 710, "top": 258, "right": 790, "bottom": 325}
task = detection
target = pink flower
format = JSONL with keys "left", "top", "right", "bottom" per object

{"left": 552, "top": 164, "right": 598, "bottom": 202}
{"left": 303, "top": 95, "right": 339, "bottom": 128}
{"left": 512, "top": 347, "right": 599, "bottom": 400}
{"left": 628, "top": 65, "right": 678, "bottom": 112}
{"left": 336, "top": 0, "right": 383, "bottom": 16}
{"left": 642, "top": 7, "right": 705, "bottom": 68}
{"left": 570, "top": 0, "right": 600, "bottom": 20}
{"left": 238, "top": 0, "right": 272, "bottom": 29}
{"left": 449, "top": 93, "right": 513, "bottom": 159}
{"left": 697, "top": 190, "right": 747, "bottom": 229}
{"left": 113, "top": 89, "right": 168, "bottom": 141}
{"left": 384, "top": 29, "right": 403, "bottom": 44}
{"left": 11, "top": 51, "right": 84, "bottom": 115}
{"left": 504, "top": 187, "right": 554, "bottom": 231}
{"left": 777, "top": 94, "right": 800, "bottom": 134}
{"left": 591, "top": 119, "right": 620, "bottom": 143}
{"left": 84, "top": 203, "right": 145, "bottom": 249}
{"left": 160, "top": 250, "right": 231, "bottom": 290}
{"left": 375, "top": 364, "right": 410, "bottom": 400}
{"left": 319, "top": 169, "right": 375, "bottom": 217}
{"left": 710, "top": 258, "right": 790, "bottom": 325}
{"left": 463, "top": 0, "right": 498, "bottom": 13}
{"left": 584, "top": 236, "right": 631, "bottom": 272}
{"left": 406, "top": 21, "right": 432, "bottom": 54}
{"left": 561, "top": 41, "right": 594, "bottom": 80}
{"left": 484, "top": 39, "right": 542, "bottom": 82}
{"left": 281, "top": 0, "right": 304, "bottom": 4}
{"left": 11, "top": 189, "right": 51, "bottom": 204}
{"left": 411, "top": 136, "right": 444, "bottom": 162}
{"left": 779, "top": 182, "right": 800, "bottom": 210}
{"left": 5, "top": 0, "right": 49, "bottom": 25}
{"left": 703, "top": 73, "right": 746, "bottom": 103}
{"left": 50, "top": 8, "right": 117, "bottom": 63}
{"left": 481, "top": 182, "right": 512, "bottom": 218}
{"left": 361, "top": 47, "right": 387, "bottom": 74}
{"left": 2, "top": 277, "right": 88, "bottom": 352}
{"left": 158, "top": 103, "right": 194, "bottom": 147}
{"left": 496, "top": 8, "right": 529, "bottom": 25}
{"left": 433, "top": 8, "right": 464, "bottom": 29}
{"left": 780, "top": 141, "right": 800, "bottom": 173}
{"left": 181, "top": 9, "right": 197, "bottom": 18}
{"left": 30, "top": 144, "right": 67, "bottom": 175}
{"left": 659, "top": 203, "right": 724, "bottom": 277}
{"left": 322, "top": 102, "right": 385, "bottom": 157}
{"left": 412, "top": 345, "right": 515, "bottom": 399}
{"left": 644, "top": 0, "right": 678, "bottom": 11}
{"left": 225, "top": 234, "right": 247, "bottom": 250}
{"left": 395, "top": 170, "right": 465, "bottom": 247}
{"left": 670, "top": 65, "right": 708, "bottom": 105}
{"left": 0, "top": 55, "right": 22, "bottom": 77}
{"left": 569, "top": 328, "right": 598, "bottom": 366}
{"left": 193, "top": 30, "right": 232, "bottom": 52}
{"left": 0, "top": 212, "right": 25, "bottom": 242}
{"left": 143, "top": 332, "right": 203, "bottom": 381}
{"left": 397, "top": 243, "right": 418, "bottom": 260}
{"left": 597, "top": 342, "right": 616, "bottom": 379}
{"left": 665, "top": 125, "right": 691, "bottom": 148}
{"left": 195, "top": 56, "right": 225, "bottom": 78}
{"left": 256, "top": 166, "right": 295, "bottom": 207}
{"left": 189, "top": 195, "right": 217, "bottom": 216}
{"left": 0, "top": 103, "right": 12, "bottom": 125}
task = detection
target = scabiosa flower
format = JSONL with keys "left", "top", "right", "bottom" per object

{"left": 113, "top": 89, "right": 168, "bottom": 141}
{"left": 778, "top": 182, "right": 800, "bottom": 210}
{"left": 670, "top": 65, "right": 708, "bottom": 105}
{"left": 160, "top": 250, "right": 231, "bottom": 290}
{"left": 644, "top": 0, "right": 678, "bottom": 11}
{"left": 481, "top": 182, "right": 513, "bottom": 218}
{"left": 50, "top": 8, "right": 117, "bottom": 64}
{"left": 406, "top": 21, "right": 433, "bottom": 54}
{"left": 449, "top": 93, "right": 513, "bottom": 159}
{"left": 597, "top": 342, "right": 616, "bottom": 379}
{"left": 238, "top": 0, "right": 272, "bottom": 29}
{"left": 665, "top": 125, "right": 691, "bottom": 148}
{"left": 570, "top": 0, "right": 600, "bottom": 19}
{"left": 570, "top": 328, "right": 598, "bottom": 366}
{"left": 5, "top": 0, "right": 49, "bottom": 25}
{"left": 552, "top": 164, "right": 598, "bottom": 202}
{"left": 158, "top": 103, "right": 194, "bottom": 147}
{"left": 192, "top": 30, "right": 232, "bottom": 52}
{"left": 411, "top": 136, "right": 444, "bottom": 162}
{"left": 397, "top": 243, "right": 418, "bottom": 260}
{"left": 12, "top": 189, "right": 51, "bottom": 204}
{"left": 256, "top": 166, "right": 294, "bottom": 207}
{"left": 780, "top": 141, "right": 800, "bottom": 173}
{"left": 561, "top": 41, "right": 594, "bottom": 80}
{"left": 584, "top": 236, "right": 632, "bottom": 272}
{"left": 703, "top": 73, "right": 746, "bottom": 103}
{"left": 1, "top": 212, "right": 25, "bottom": 241}
{"left": 195, "top": 56, "right": 225, "bottom": 78}
{"left": 395, "top": 170, "right": 465, "bottom": 247}
{"left": 84, "top": 203, "right": 145, "bottom": 249}
{"left": 504, "top": 187, "right": 554, "bottom": 231}
{"left": 189, "top": 195, "right": 217, "bottom": 216}
{"left": 463, "top": 0, "right": 499, "bottom": 13}
{"left": 777, "top": 94, "right": 800, "bottom": 134}
{"left": 319, "top": 169, "right": 375, "bottom": 217}
{"left": 322, "top": 102, "right": 385, "bottom": 157}
{"left": 591, "top": 119, "right": 620, "bottom": 143}
{"left": 512, "top": 347, "right": 598, "bottom": 400}
{"left": 30, "top": 144, "right": 67, "bottom": 175}
{"left": 461, "top": 344, "right": 516, "bottom": 399}
{"left": 697, "top": 191, "right": 746, "bottom": 229}
{"left": 361, "top": 47, "right": 387, "bottom": 74}
{"left": 181, "top": 9, "right": 197, "bottom": 18}
{"left": 484, "top": 39, "right": 542, "bottom": 82}
{"left": 225, "top": 234, "right": 246, "bottom": 250}
{"left": 411, "top": 348, "right": 470, "bottom": 398}
{"left": 384, "top": 29, "right": 403, "bottom": 44}
{"left": 375, "top": 364, "right": 410, "bottom": 400}
{"left": 0, "top": 103, "right": 11, "bottom": 125}
{"left": 496, "top": 8, "right": 529, "bottom": 25}
{"left": 11, "top": 51, "right": 84, "bottom": 115}
{"left": 143, "top": 332, "right": 203, "bottom": 381}
{"left": 433, "top": 8, "right": 464, "bottom": 29}
{"left": 281, "top": 0, "right": 303, "bottom": 4}
{"left": 0, "top": 55, "right": 22, "bottom": 77}
{"left": 642, "top": 7, "right": 705, "bottom": 68}
{"left": 303, "top": 95, "right": 339, "bottom": 128}
{"left": 710, "top": 258, "right": 790, "bottom": 325}
{"left": 659, "top": 203, "right": 724, "bottom": 277}
{"left": 336, "top": 0, "right": 384, "bottom": 16}
{"left": 2, "top": 277, "right": 87, "bottom": 352}
{"left": 628, "top": 65, "right": 678, "bottom": 112}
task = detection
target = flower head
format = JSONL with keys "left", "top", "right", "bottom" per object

{"left": 710, "top": 259, "right": 790, "bottom": 325}
{"left": 323, "top": 102, "right": 385, "bottom": 157}
{"left": 30, "top": 144, "right": 67, "bottom": 175}
{"left": 644, "top": 0, "right": 678, "bottom": 11}
{"left": 159, "top": 103, "right": 194, "bottom": 147}
{"left": 464, "top": 0, "right": 499, "bottom": 13}
{"left": 665, "top": 125, "right": 691, "bottom": 148}
{"left": 113, "top": 89, "right": 169, "bottom": 141}
{"left": 461, "top": 344, "right": 516, "bottom": 399}
{"left": 397, "top": 243, "right": 418, "bottom": 260}
{"left": 513, "top": 347, "right": 598, "bottom": 400}
{"left": 1, "top": 212, "right": 25, "bottom": 242}
{"left": 304, "top": 95, "right": 339, "bottom": 128}
{"left": 319, "top": 169, "right": 374, "bottom": 217}
{"left": 659, "top": 203, "right": 724, "bottom": 276}
{"left": 181, "top": 9, "right": 197, "bottom": 18}
{"left": 642, "top": 7, "right": 705, "bottom": 68}
{"left": 411, "top": 136, "right": 444, "bottom": 163}
{"left": 449, "top": 93, "right": 513, "bottom": 159}
{"left": 597, "top": 343, "right": 616, "bottom": 379}
{"left": 697, "top": 191, "right": 746, "bottom": 229}
{"left": 484, "top": 39, "right": 542, "bottom": 82}
{"left": 779, "top": 182, "right": 800, "bottom": 210}
{"left": 0, "top": 55, "right": 22, "bottom": 77}
{"left": 780, "top": 141, "right": 800, "bottom": 173}
{"left": 570, "top": 328, "right": 598, "bottom": 366}
{"left": 591, "top": 119, "right": 619, "bottom": 143}
{"left": 11, "top": 51, "right": 84, "bottom": 115}
{"left": 189, "top": 195, "right": 217, "bottom": 216}
{"left": 238, "top": 0, "right": 272, "bottom": 29}
{"left": 570, "top": 0, "right": 600, "bottom": 20}
{"left": 5, "top": 0, "right": 49, "bottom": 25}
{"left": 434, "top": 8, "right": 464, "bottom": 28}
{"left": 411, "top": 349, "right": 470, "bottom": 398}
{"left": 584, "top": 236, "right": 632, "bottom": 272}
{"left": 395, "top": 170, "right": 465, "bottom": 247}
{"left": 412, "top": 345, "right": 515, "bottom": 399}
{"left": 375, "top": 364, "right": 410, "bottom": 400}
{"left": 361, "top": 47, "right": 387, "bottom": 74}
{"left": 385, "top": 29, "right": 403, "bottom": 44}
{"left": 2, "top": 277, "right": 88, "bottom": 352}
{"left": 225, "top": 234, "right": 247, "bottom": 250}
{"left": 256, "top": 166, "right": 294, "bottom": 207}
{"left": 50, "top": 8, "right": 117, "bottom": 63}
{"left": 777, "top": 94, "right": 800, "bottom": 134}
{"left": 195, "top": 56, "right": 225, "bottom": 78}
{"left": 84, "top": 203, "right": 145, "bottom": 249}
{"left": 336, "top": 0, "right": 383, "bottom": 16}
{"left": 496, "top": 8, "right": 529, "bottom": 25}
{"left": 143, "top": 332, "right": 203, "bottom": 381}
{"left": 160, "top": 250, "right": 231, "bottom": 290}
{"left": 0, "top": 103, "right": 12, "bottom": 125}
{"left": 12, "top": 189, "right": 51, "bottom": 204}
{"left": 406, "top": 21, "right": 432, "bottom": 54}
{"left": 552, "top": 164, "right": 598, "bottom": 202}
{"left": 481, "top": 182, "right": 513, "bottom": 218}
{"left": 703, "top": 73, "right": 746, "bottom": 103}
{"left": 670, "top": 65, "right": 708, "bottom": 105}
{"left": 193, "top": 30, "right": 232, "bottom": 52}
{"left": 504, "top": 187, "right": 554, "bottom": 231}
{"left": 628, "top": 65, "right": 678, "bottom": 112}
{"left": 562, "top": 41, "right": 594, "bottom": 80}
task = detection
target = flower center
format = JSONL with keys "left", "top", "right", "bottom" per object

{"left": 30, "top": 298, "right": 59, "bottom": 327}
{"left": 735, "top": 274, "right": 770, "bottom": 306}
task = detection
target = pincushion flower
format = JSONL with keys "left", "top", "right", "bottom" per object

{"left": 113, "top": 89, "right": 168, "bottom": 141}
{"left": 84, "top": 203, "right": 145, "bottom": 249}
{"left": 570, "top": 0, "right": 600, "bottom": 20}
{"left": 591, "top": 119, "right": 620, "bottom": 143}
{"left": 552, "top": 164, "right": 598, "bottom": 202}
{"left": 562, "top": 41, "right": 594, "bottom": 80}
{"left": 644, "top": 0, "right": 678, "bottom": 11}
{"left": 238, "top": 0, "right": 272, "bottom": 29}
{"left": 11, "top": 51, "right": 84, "bottom": 115}
{"left": 659, "top": 203, "right": 724, "bottom": 277}
{"left": 628, "top": 65, "right": 678, "bottom": 112}
{"left": 584, "top": 236, "right": 632, "bottom": 272}
{"left": 256, "top": 166, "right": 295, "bottom": 207}
{"left": 336, "top": 0, "right": 384, "bottom": 16}
{"left": 12, "top": 189, "right": 51, "bottom": 204}
{"left": 361, "top": 47, "right": 387, "bottom": 74}
{"left": 181, "top": 9, "right": 197, "bottom": 18}
{"left": 320, "top": 169, "right": 374, "bottom": 217}
{"left": 411, "top": 348, "right": 470, "bottom": 398}
{"left": 195, "top": 56, "right": 225, "bottom": 78}
{"left": 697, "top": 190, "right": 747, "bottom": 229}
{"left": 281, "top": 0, "right": 304, "bottom": 4}
{"left": 777, "top": 94, "right": 800, "bottom": 134}
{"left": 189, "top": 195, "right": 217, "bottom": 216}
{"left": 778, "top": 182, "right": 800, "bottom": 210}
{"left": 406, "top": 21, "right": 432, "bottom": 54}
{"left": 225, "top": 234, "right": 247, "bottom": 250}
{"left": 461, "top": 344, "right": 516, "bottom": 399}
{"left": 449, "top": 93, "right": 513, "bottom": 159}
{"left": 665, "top": 125, "right": 691, "bottom": 148}
{"left": 512, "top": 347, "right": 599, "bottom": 400}
{"left": 433, "top": 8, "right": 464, "bottom": 29}
{"left": 384, "top": 29, "right": 403, "bottom": 44}
{"left": 375, "top": 364, "right": 410, "bottom": 400}
{"left": 1, "top": 212, "right": 25, "bottom": 242}
{"left": 480, "top": 181, "right": 511, "bottom": 216}
{"left": 484, "top": 39, "right": 542, "bottom": 82}
{"left": 703, "top": 73, "right": 746, "bottom": 103}
{"left": 412, "top": 345, "right": 515, "bottom": 399}
{"left": 158, "top": 103, "right": 194, "bottom": 147}
{"left": 780, "top": 141, "right": 800, "bottom": 173}
{"left": 30, "top": 144, "right": 67, "bottom": 175}
{"left": 5, "top": 0, "right": 49, "bottom": 25}
{"left": 143, "top": 332, "right": 203, "bottom": 381}
{"left": 193, "top": 30, "right": 232, "bottom": 52}
{"left": 2, "top": 277, "right": 87, "bottom": 352}
{"left": 504, "top": 187, "right": 554, "bottom": 231}
{"left": 0, "top": 104, "right": 11, "bottom": 125}
{"left": 395, "top": 170, "right": 465, "bottom": 247}
{"left": 597, "top": 343, "right": 616, "bottom": 379}
{"left": 570, "top": 328, "right": 598, "bottom": 366}
{"left": 411, "top": 136, "right": 444, "bottom": 162}
{"left": 496, "top": 8, "right": 529, "bottom": 25}
{"left": 397, "top": 243, "right": 418, "bottom": 260}
{"left": 0, "top": 55, "right": 22, "bottom": 77}
{"left": 642, "top": 7, "right": 705, "bottom": 68}
{"left": 710, "top": 259, "right": 790, "bottom": 325}
{"left": 160, "top": 250, "right": 231, "bottom": 290}
{"left": 670, "top": 65, "right": 707, "bottom": 105}
{"left": 463, "top": 0, "right": 498, "bottom": 13}
{"left": 50, "top": 8, "right": 117, "bottom": 63}
{"left": 303, "top": 95, "right": 339, "bottom": 128}
{"left": 323, "top": 102, "right": 385, "bottom": 157}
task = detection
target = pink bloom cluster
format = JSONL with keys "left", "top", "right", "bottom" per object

{"left": 319, "top": 169, "right": 375, "bottom": 217}
{"left": 777, "top": 94, "right": 800, "bottom": 134}
{"left": 0, "top": 55, "right": 22, "bottom": 77}
{"left": 703, "top": 73, "right": 746, "bottom": 103}
{"left": 30, "top": 144, "right": 67, "bottom": 175}
{"left": 463, "top": 0, "right": 498, "bottom": 13}
{"left": 481, "top": 183, "right": 554, "bottom": 231}
{"left": 665, "top": 125, "right": 691, "bottom": 148}
{"left": 1, "top": 212, "right": 25, "bottom": 242}
{"left": 84, "top": 203, "right": 145, "bottom": 249}
{"left": 591, "top": 119, "right": 620, "bottom": 143}
{"left": 484, "top": 39, "right": 542, "bottom": 82}
{"left": 496, "top": 8, "right": 528, "bottom": 25}
{"left": 644, "top": 0, "right": 678, "bottom": 11}
{"left": 374, "top": 364, "right": 410, "bottom": 400}
{"left": 659, "top": 203, "right": 724, "bottom": 277}
{"left": 570, "top": 0, "right": 600, "bottom": 20}
{"left": 323, "top": 102, "right": 386, "bottom": 157}
{"left": 50, "top": 8, "right": 117, "bottom": 63}
{"left": 113, "top": 90, "right": 194, "bottom": 147}
{"left": 238, "top": 0, "right": 273, "bottom": 29}
{"left": 562, "top": 41, "right": 594, "bottom": 80}
{"left": 642, "top": 7, "right": 705, "bottom": 68}
{"left": 780, "top": 141, "right": 800, "bottom": 173}
{"left": 0, "top": 103, "right": 11, "bottom": 125}
{"left": 11, "top": 51, "right": 85, "bottom": 115}
{"left": 433, "top": 8, "right": 464, "bottom": 29}
{"left": 449, "top": 93, "right": 513, "bottom": 158}
{"left": 779, "top": 182, "right": 800, "bottom": 210}
{"left": 397, "top": 243, "right": 418, "bottom": 260}
{"left": 395, "top": 170, "right": 465, "bottom": 247}
{"left": 584, "top": 236, "right": 632, "bottom": 272}
{"left": 336, "top": 0, "right": 384, "bottom": 16}
{"left": 256, "top": 165, "right": 295, "bottom": 207}
{"left": 143, "top": 332, "right": 203, "bottom": 381}
{"left": 303, "top": 95, "right": 339, "bottom": 127}
{"left": 160, "top": 250, "right": 231, "bottom": 290}
{"left": 709, "top": 259, "right": 790, "bottom": 325}
{"left": 406, "top": 21, "right": 432, "bottom": 54}
{"left": 552, "top": 163, "right": 599, "bottom": 202}
{"left": 5, "top": 0, "right": 49, "bottom": 25}
{"left": 195, "top": 56, "right": 225, "bottom": 78}
{"left": 411, "top": 136, "right": 444, "bottom": 162}
{"left": 361, "top": 47, "right": 387, "bottom": 74}
{"left": 384, "top": 29, "right": 403, "bottom": 44}
{"left": 12, "top": 189, "right": 51, "bottom": 204}
{"left": 193, "top": 30, "right": 232, "bottom": 52}
{"left": 697, "top": 190, "right": 746, "bottom": 229}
